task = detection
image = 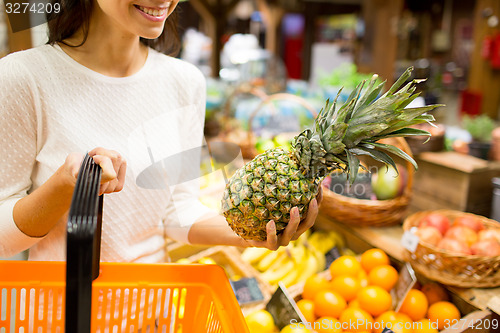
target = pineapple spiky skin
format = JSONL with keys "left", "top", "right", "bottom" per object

{"left": 222, "top": 148, "right": 319, "bottom": 241}
{"left": 222, "top": 67, "right": 441, "bottom": 241}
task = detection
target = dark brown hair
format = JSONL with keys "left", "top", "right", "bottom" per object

{"left": 46, "top": 0, "right": 181, "bottom": 56}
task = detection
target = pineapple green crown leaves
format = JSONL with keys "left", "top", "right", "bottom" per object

{"left": 291, "top": 67, "right": 443, "bottom": 182}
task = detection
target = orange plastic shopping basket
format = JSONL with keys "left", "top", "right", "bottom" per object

{"left": 0, "top": 155, "right": 249, "bottom": 333}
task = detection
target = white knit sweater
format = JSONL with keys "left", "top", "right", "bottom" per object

{"left": 0, "top": 44, "right": 213, "bottom": 262}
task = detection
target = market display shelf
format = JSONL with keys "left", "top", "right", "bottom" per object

{"left": 314, "top": 213, "right": 500, "bottom": 314}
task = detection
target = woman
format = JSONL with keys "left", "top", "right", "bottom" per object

{"left": 0, "top": 0, "right": 319, "bottom": 261}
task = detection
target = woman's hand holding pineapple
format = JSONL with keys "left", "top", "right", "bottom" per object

{"left": 243, "top": 187, "right": 323, "bottom": 251}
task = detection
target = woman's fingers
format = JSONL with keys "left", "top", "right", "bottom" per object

{"left": 91, "top": 154, "right": 117, "bottom": 182}
{"left": 88, "top": 148, "right": 126, "bottom": 194}
{"left": 265, "top": 220, "right": 279, "bottom": 251}
{"left": 279, "top": 207, "right": 300, "bottom": 246}
{"left": 292, "top": 198, "right": 318, "bottom": 240}
{"left": 243, "top": 195, "right": 320, "bottom": 250}
{"left": 317, "top": 186, "right": 324, "bottom": 206}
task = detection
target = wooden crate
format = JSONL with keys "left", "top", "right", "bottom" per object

{"left": 409, "top": 152, "right": 500, "bottom": 217}
{"left": 186, "top": 246, "right": 275, "bottom": 316}
{"left": 166, "top": 240, "right": 211, "bottom": 262}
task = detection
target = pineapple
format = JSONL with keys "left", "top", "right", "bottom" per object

{"left": 222, "top": 67, "right": 440, "bottom": 241}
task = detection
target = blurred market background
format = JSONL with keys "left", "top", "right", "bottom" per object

{"left": 2, "top": 0, "right": 500, "bottom": 157}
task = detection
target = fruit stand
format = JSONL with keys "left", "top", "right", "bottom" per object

{"left": 314, "top": 213, "right": 500, "bottom": 314}
{"left": 190, "top": 180, "right": 500, "bottom": 333}
{"left": 192, "top": 66, "right": 500, "bottom": 332}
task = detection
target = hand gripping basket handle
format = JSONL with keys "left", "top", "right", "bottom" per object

{"left": 65, "top": 153, "right": 103, "bottom": 333}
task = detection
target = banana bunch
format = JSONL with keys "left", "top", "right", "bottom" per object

{"left": 241, "top": 230, "right": 345, "bottom": 288}
{"left": 307, "top": 229, "right": 345, "bottom": 254}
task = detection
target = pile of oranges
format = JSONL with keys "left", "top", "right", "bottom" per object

{"left": 296, "top": 248, "right": 461, "bottom": 333}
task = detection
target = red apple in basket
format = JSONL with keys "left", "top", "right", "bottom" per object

{"left": 470, "top": 240, "right": 500, "bottom": 256}
{"left": 415, "top": 226, "right": 442, "bottom": 247}
{"left": 437, "top": 238, "right": 472, "bottom": 255}
{"left": 478, "top": 228, "right": 500, "bottom": 243}
{"left": 444, "top": 226, "right": 478, "bottom": 247}
{"left": 453, "top": 216, "right": 485, "bottom": 233}
{"left": 419, "top": 213, "right": 451, "bottom": 236}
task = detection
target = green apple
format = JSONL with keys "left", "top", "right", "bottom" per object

{"left": 273, "top": 134, "right": 293, "bottom": 151}
{"left": 371, "top": 165, "right": 402, "bottom": 200}
{"left": 255, "top": 138, "right": 276, "bottom": 154}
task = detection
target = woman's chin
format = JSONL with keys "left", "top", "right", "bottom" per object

{"left": 136, "top": 24, "right": 165, "bottom": 40}
{"left": 140, "top": 31, "right": 164, "bottom": 40}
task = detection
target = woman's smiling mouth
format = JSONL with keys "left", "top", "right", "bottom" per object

{"left": 134, "top": 3, "right": 172, "bottom": 20}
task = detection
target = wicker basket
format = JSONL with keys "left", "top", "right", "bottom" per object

{"left": 402, "top": 209, "right": 500, "bottom": 288}
{"left": 216, "top": 85, "right": 269, "bottom": 159}
{"left": 218, "top": 87, "right": 318, "bottom": 160}
{"left": 319, "top": 137, "right": 414, "bottom": 227}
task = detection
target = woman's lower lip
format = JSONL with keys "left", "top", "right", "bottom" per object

{"left": 135, "top": 6, "right": 168, "bottom": 22}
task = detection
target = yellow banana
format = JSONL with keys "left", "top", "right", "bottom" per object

{"left": 307, "top": 231, "right": 335, "bottom": 254}
{"left": 265, "top": 249, "right": 292, "bottom": 272}
{"left": 309, "top": 245, "right": 326, "bottom": 273}
{"left": 294, "top": 249, "right": 318, "bottom": 283}
{"left": 327, "top": 230, "right": 345, "bottom": 249}
{"left": 241, "top": 247, "right": 272, "bottom": 265}
{"left": 260, "top": 256, "right": 296, "bottom": 285}
{"left": 280, "top": 264, "right": 301, "bottom": 288}
{"left": 256, "top": 247, "right": 286, "bottom": 272}
{"left": 290, "top": 243, "right": 307, "bottom": 264}
{"left": 342, "top": 248, "right": 357, "bottom": 257}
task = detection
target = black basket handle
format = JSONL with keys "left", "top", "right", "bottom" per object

{"left": 65, "top": 153, "right": 103, "bottom": 333}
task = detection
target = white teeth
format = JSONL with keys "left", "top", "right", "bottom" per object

{"left": 138, "top": 6, "right": 166, "bottom": 17}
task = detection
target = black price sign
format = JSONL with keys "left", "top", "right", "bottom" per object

{"left": 265, "top": 283, "right": 307, "bottom": 329}
{"left": 382, "top": 328, "right": 396, "bottom": 333}
{"left": 325, "top": 246, "right": 342, "bottom": 268}
{"left": 390, "top": 263, "right": 417, "bottom": 312}
{"left": 229, "top": 277, "right": 264, "bottom": 305}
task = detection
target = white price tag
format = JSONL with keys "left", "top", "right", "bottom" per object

{"left": 401, "top": 228, "right": 419, "bottom": 253}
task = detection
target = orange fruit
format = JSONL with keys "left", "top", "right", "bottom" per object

{"left": 330, "top": 256, "right": 362, "bottom": 279}
{"left": 356, "top": 286, "right": 392, "bottom": 317}
{"left": 389, "top": 321, "right": 414, "bottom": 333}
{"left": 297, "top": 299, "right": 316, "bottom": 323}
{"left": 373, "top": 311, "right": 412, "bottom": 333}
{"left": 360, "top": 249, "right": 390, "bottom": 272}
{"left": 302, "top": 274, "right": 331, "bottom": 301}
{"left": 374, "top": 311, "right": 398, "bottom": 333}
{"left": 427, "top": 301, "right": 460, "bottom": 330}
{"left": 395, "top": 312, "right": 412, "bottom": 323}
{"left": 339, "top": 307, "right": 374, "bottom": 333}
{"left": 358, "top": 270, "right": 369, "bottom": 288}
{"left": 330, "top": 275, "right": 362, "bottom": 301}
{"left": 314, "top": 290, "right": 347, "bottom": 319}
{"left": 244, "top": 309, "right": 276, "bottom": 333}
{"left": 398, "top": 289, "right": 428, "bottom": 321}
{"left": 413, "top": 318, "right": 439, "bottom": 333}
{"left": 349, "top": 299, "right": 362, "bottom": 308}
{"left": 280, "top": 323, "right": 313, "bottom": 332}
{"left": 420, "top": 283, "right": 449, "bottom": 305}
{"left": 367, "top": 265, "right": 399, "bottom": 291}
{"left": 314, "top": 316, "right": 342, "bottom": 333}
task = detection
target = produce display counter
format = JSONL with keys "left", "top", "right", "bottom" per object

{"left": 314, "top": 213, "right": 500, "bottom": 314}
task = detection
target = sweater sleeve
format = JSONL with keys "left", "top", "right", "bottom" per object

{"left": 0, "top": 54, "right": 42, "bottom": 257}
{"left": 163, "top": 64, "right": 216, "bottom": 244}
